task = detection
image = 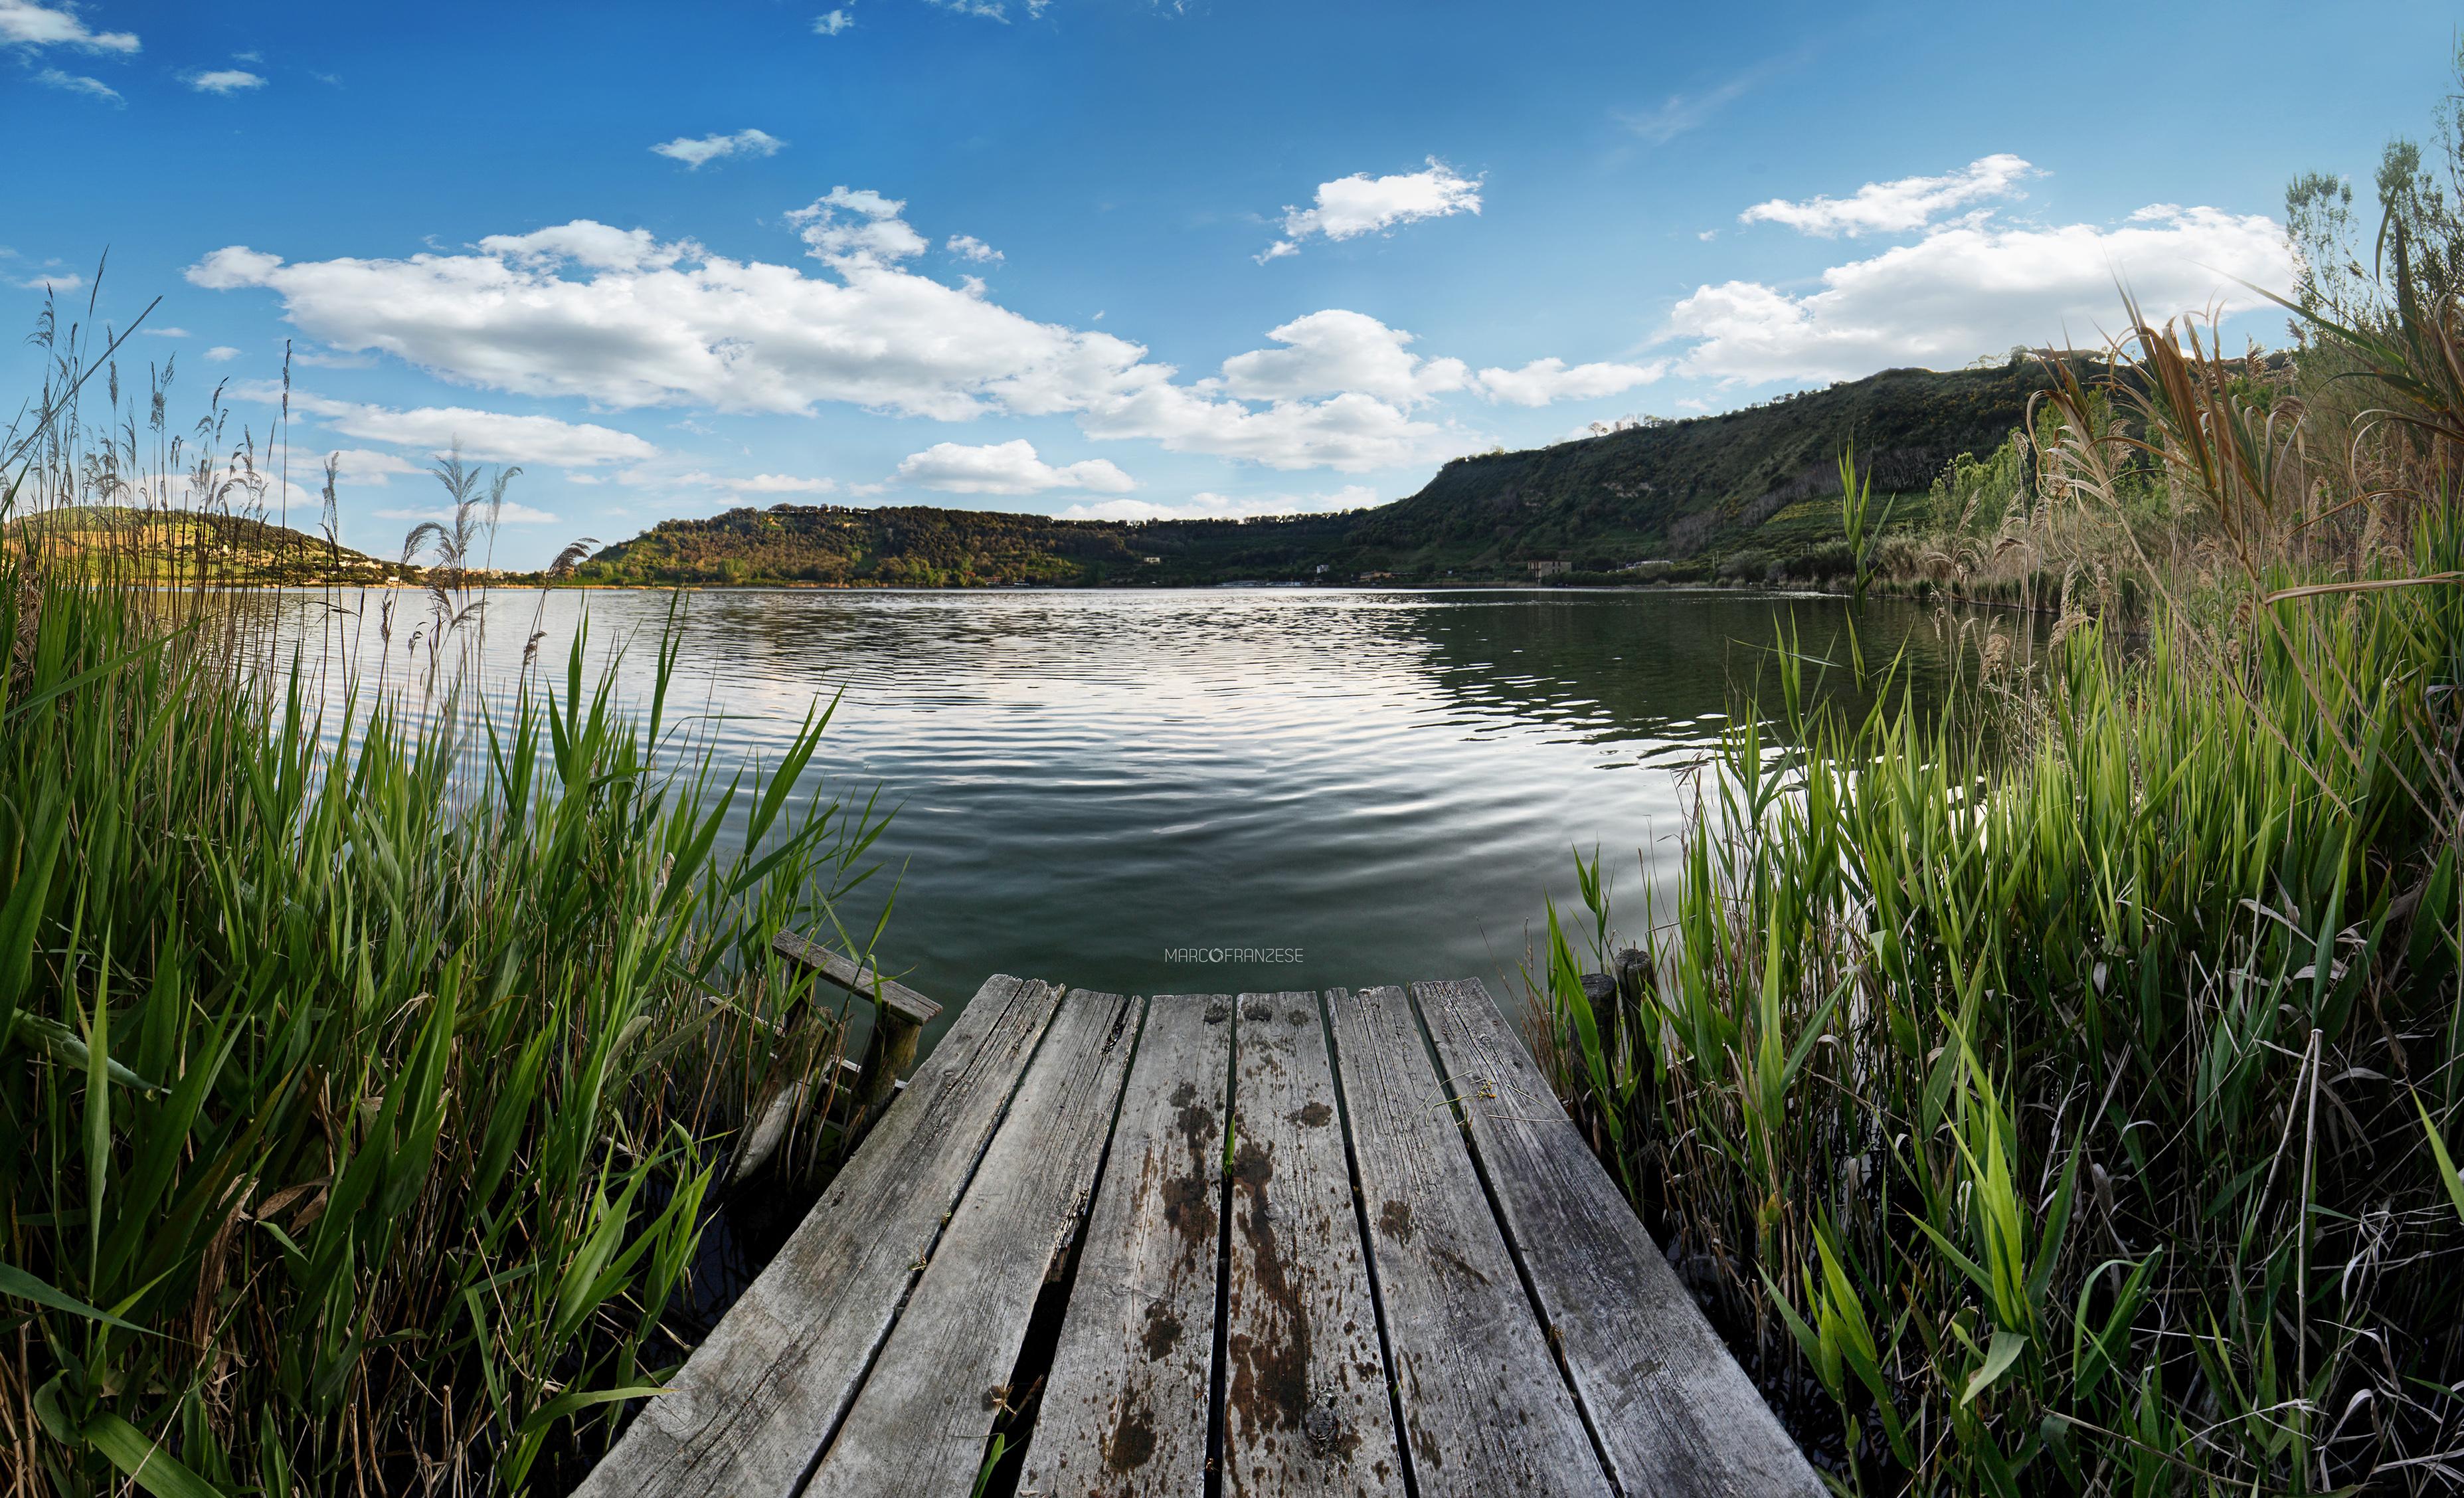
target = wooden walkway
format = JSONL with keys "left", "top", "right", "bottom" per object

{"left": 578, "top": 978, "right": 1821, "bottom": 1498}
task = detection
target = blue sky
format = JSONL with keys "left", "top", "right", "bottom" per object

{"left": 3, "top": 0, "right": 2453, "bottom": 565}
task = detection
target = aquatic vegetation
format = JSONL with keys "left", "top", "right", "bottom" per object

{"left": 0, "top": 304, "right": 891, "bottom": 1495}
{"left": 1534, "top": 259, "right": 2464, "bottom": 1493}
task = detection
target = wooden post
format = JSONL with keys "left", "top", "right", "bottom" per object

{"left": 1577, "top": 970, "right": 1619, "bottom": 1068}
{"left": 855, "top": 1006, "right": 921, "bottom": 1113}
{"left": 770, "top": 931, "right": 941, "bottom": 1133}
{"left": 1612, "top": 946, "right": 1653, "bottom": 1064}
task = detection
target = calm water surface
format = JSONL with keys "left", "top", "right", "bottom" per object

{"left": 266, "top": 587, "right": 1980, "bottom": 1048}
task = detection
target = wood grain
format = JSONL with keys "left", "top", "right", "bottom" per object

{"left": 574, "top": 975, "right": 1061, "bottom": 1498}
{"left": 1324, "top": 986, "right": 1611, "bottom": 1498}
{"left": 1412, "top": 979, "right": 1823, "bottom": 1497}
{"left": 1221, "top": 992, "right": 1404, "bottom": 1498}
{"left": 1018, "top": 994, "right": 1233, "bottom": 1498}
{"left": 804, "top": 989, "right": 1142, "bottom": 1498}
{"left": 772, "top": 931, "right": 941, "bottom": 1026}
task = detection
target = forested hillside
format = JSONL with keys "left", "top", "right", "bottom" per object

{"left": 576, "top": 357, "right": 2085, "bottom": 587}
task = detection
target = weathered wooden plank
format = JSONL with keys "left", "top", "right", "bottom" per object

{"left": 576, "top": 975, "right": 1063, "bottom": 1498}
{"left": 1412, "top": 980, "right": 1823, "bottom": 1497}
{"left": 1018, "top": 994, "right": 1233, "bottom": 1498}
{"left": 772, "top": 931, "right": 942, "bottom": 1026}
{"left": 805, "top": 989, "right": 1142, "bottom": 1498}
{"left": 1223, "top": 992, "right": 1405, "bottom": 1498}
{"left": 1324, "top": 986, "right": 1611, "bottom": 1498}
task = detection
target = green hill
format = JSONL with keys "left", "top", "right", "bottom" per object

{"left": 7, "top": 506, "right": 414, "bottom": 585}
{"left": 579, "top": 357, "right": 2086, "bottom": 589}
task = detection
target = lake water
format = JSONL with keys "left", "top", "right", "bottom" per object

{"left": 263, "top": 586, "right": 1985, "bottom": 1050}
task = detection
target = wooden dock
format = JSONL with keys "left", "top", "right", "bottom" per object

{"left": 578, "top": 977, "right": 1822, "bottom": 1498}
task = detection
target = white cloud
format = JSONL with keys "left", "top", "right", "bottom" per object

{"left": 650, "top": 128, "right": 785, "bottom": 169}
{"left": 185, "top": 213, "right": 1463, "bottom": 470}
{"left": 203, "top": 345, "right": 238, "bottom": 361}
{"left": 258, "top": 390, "right": 660, "bottom": 467}
{"left": 15, "top": 271, "right": 80, "bottom": 291}
{"left": 323, "top": 448, "right": 424, "bottom": 486}
{"left": 139, "top": 326, "right": 189, "bottom": 337}
{"left": 1073, "top": 382, "right": 1456, "bottom": 472}
{"left": 925, "top": 0, "right": 1017, "bottom": 19}
{"left": 35, "top": 66, "right": 116, "bottom": 100}
{"left": 477, "top": 221, "right": 685, "bottom": 272}
{"left": 812, "top": 9, "right": 853, "bottom": 35}
{"left": 0, "top": 1, "right": 137, "bottom": 52}
{"left": 1474, "top": 357, "right": 1666, "bottom": 407}
{"left": 1059, "top": 484, "right": 1377, "bottom": 521}
{"left": 946, "top": 234, "right": 1002, "bottom": 263}
{"left": 1211, "top": 310, "right": 1467, "bottom": 405}
{"left": 1666, "top": 203, "right": 2297, "bottom": 383}
{"left": 724, "top": 472, "right": 836, "bottom": 493}
{"left": 1201, "top": 313, "right": 1657, "bottom": 412}
{"left": 895, "top": 439, "right": 1134, "bottom": 494}
{"left": 375, "top": 501, "right": 561, "bottom": 525}
{"left": 1739, "top": 154, "right": 2036, "bottom": 238}
{"left": 187, "top": 68, "right": 264, "bottom": 94}
{"left": 786, "top": 185, "right": 931, "bottom": 265}
{"left": 1261, "top": 157, "right": 1481, "bottom": 262}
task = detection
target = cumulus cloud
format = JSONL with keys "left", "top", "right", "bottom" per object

{"left": 187, "top": 68, "right": 264, "bottom": 94}
{"left": 185, "top": 211, "right": 1468, "bottom": 471}
{"left": 895, "top": 439, "right": 1134, "bottom": 494}
{"left": 1211, "top": 310, "right": 1468, "bottom": 405}
{"left": 787, "top": 186, "right": 930, "bottom": 265}
{"left": 35, "top": 66, "right": 117, "bottom": 100}
{"left": 0, "top": 1, "right": 137, "bottom": 52}
{"left": 1204, "top": 316, "right": 1658, "bottom": 410}
{"left": 323, "top": 448, "right": 424, "bottom": 486}
{"left": 946, "top": 234, "right": 1002, "bottom": 263}
{"left": 1666, "top": 204, "right": 2296, "bottom": 383}
{"left": 1059, "top": 484, "right": 1377, "bottom": 521}
{"left": 139, "top": 326, "right": 189, "bottom": 337}
{"left": 812, "top": 8, "right": 853, "bottom": 33}
{"left": 650, "top": 128, "right": 785, "bottom": 169}
{"left": 1474, "top": 357, "right": 1666, "bottom": 407}
{"left": 257, "top": 390, "right": 660, "bottom": 467}
{"left": 203, "top": 345, "right": 238, "bottom": 361}
{"left": 1260, "top": 157, "right": 1481, "bottom": 262}
{"left": 15, "top": 271, "right": 81, "bottom": 292}
{"left": 476, "top": 221, "right": 687, "bottom": 272}
{"left": 1739, "top": 153, "right": 2036, "bottom": 238}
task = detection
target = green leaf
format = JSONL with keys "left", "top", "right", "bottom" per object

{"left": 83, "top": 1412, "right": 230, "bottom": 1498}
{"left": 9, "top": 1012, "right": 161, "bottom": 1093}
{"left": 515, "top": 1383, "right": 667, "bottom": 1438}
{"left": 1963, "top": 1327, "right": 2029, "bottom": 1406}
{"left": 0, "top": 1261, "right": 151, "bottom": 1335}
{"left": 2415, "top": 1091, "right": 2464, "bottom": 1224}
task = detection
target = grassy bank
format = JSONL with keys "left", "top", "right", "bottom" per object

{"left": 0, "top": 315, "right": 890, "bottom": 1494}
{"left": 1532, "top": 233, "right": 2464, "bottom": 1492}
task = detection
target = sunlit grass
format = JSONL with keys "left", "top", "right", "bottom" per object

{"left": 1534, "top": 256, "right": 2464, "bottom": 1494}
{"left": 0, "top": 287, "right": 892, "bottom": 1495}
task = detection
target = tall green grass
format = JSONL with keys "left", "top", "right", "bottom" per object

{"left": 0, "top": 290, "right": 890, "bottom": 1494}
{"left": 1534, "top": 266, "right": 2464, "bottom": 1493}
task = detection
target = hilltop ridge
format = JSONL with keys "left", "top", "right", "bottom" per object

{"left": 574, "top": 357, "right": 2086, "bottom": 588}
